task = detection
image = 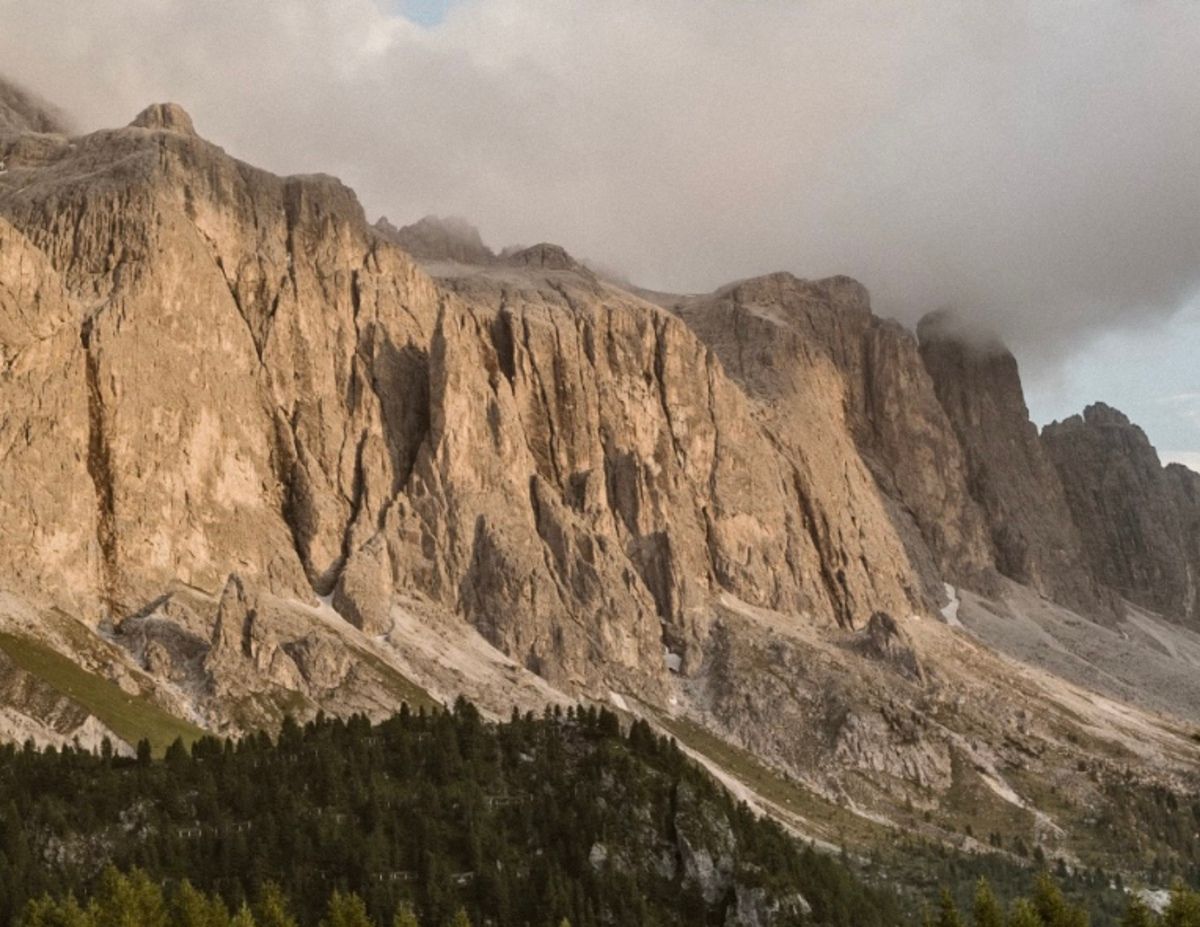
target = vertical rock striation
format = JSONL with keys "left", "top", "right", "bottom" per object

{"left": 917, "top": 311, "right": 1116, "bottom": 620}
{"left": 1043, "top": 403, "right": 1199, "bottom": 624}
{"left": 672, "top": 274, "right": 995, "bottom": 600}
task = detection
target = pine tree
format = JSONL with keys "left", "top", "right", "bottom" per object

{"left": 1031, "top": 872, "right": 1088, "bottom": 927}
{"left": 937, "top": 888, "right": 965, "bottom": 927}
{"left": 19, "top": 895, "right": 91, "bottom": 927}
{"left": 319, "top": 891, "right": 373, "bottom": 927}
{"left": 172, "top": 880, "right": 230, "bottom": 927}
{"left": 89, "top": 867, "right": 168, "bottom": 927}
{"left": 972, "top": 878, "right": 1004, "bottom": 927}
{"left": 1007, "top": 900, "right": 1043, "bottom": 927}
{"left": 1163, "top": 882, "right": 1200, "bottom": 927}
{"left": 229, "top": 905, "right": 257, "bottom": 927}
{"left": 253, "top": 884, "right": 297, "bottom": 927}
{"left": 392, "top": 905, "right": 420, "bottom": 927}
{"left": 1121, "top": 894, "right": 1157, "bottom": 927}
{"left": 446, "top": 908, "right": 472, "bottom": 927}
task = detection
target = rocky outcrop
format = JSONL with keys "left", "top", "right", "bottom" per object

{"left": 129, "top": 102, "right": 197, "bottom": 136}
{"left": 375, "top": 214, "right": 495, "bottom": 265}
{"left": 857, "top": 610, "right": 925, "bottom": 683}
{"left": 673, "top": 274, "right": 995, "bottom": 600}
{"left": 504, "top": 242, "right": 588, "bottom": 273}
{"left": 1042, "top": 403, "right": 1199, "bottom": 624}
{"left": 917, "top": 311, "right": 1116, "bottom": 621}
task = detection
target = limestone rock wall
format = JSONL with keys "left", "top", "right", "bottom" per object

{"left": 1043, "top": 404, "right": 1199, "bottom": 624}
{"left": 673, "top": 273, "right": 995, "bottom": 600}
{"left": 0, "top": 100, "right": 927, "bottom": 705}
{"left": 917, "top": 312, "right": 1116, "bottom": 620}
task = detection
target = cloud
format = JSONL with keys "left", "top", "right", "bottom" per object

{"left": 2, "top": 0, "right": 1199, "bottom": 374}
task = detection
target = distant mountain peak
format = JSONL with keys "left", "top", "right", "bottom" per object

{"left": 375, "top": 214, "right": 495, "bottom": 265}
{"left": 129, "top": 102, "right": 197, "bottom": 136}
{"left": 502, "top": 241, "right": 588, "bottom": 274}
{"left": 0, "top": 75, "right": 71, "bottom": 138}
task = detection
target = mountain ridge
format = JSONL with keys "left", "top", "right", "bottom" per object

{"left": 1, "top": 88, "right": 1199, "bottom": 891}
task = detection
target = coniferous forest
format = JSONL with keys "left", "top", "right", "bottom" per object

{"left": 2, "top": 701, "right": 1199, "bottom": 927}
{"left": 0, "top": 701, "right": 900, "bottom": 926}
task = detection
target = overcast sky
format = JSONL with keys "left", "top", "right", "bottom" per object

{"left": 2, "top": 0, "right": 1197, "bottom": 461}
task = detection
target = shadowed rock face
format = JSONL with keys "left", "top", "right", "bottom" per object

{"left": 673, "top": 274, "right": 996, "bottom": 603}
{"left": 1043, "top": 403, "right": 1200, "bottom": 625}
{"left": 917, "top": 311, "right": 1117, "bottom": 621}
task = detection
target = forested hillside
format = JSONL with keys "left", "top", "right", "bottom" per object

{"left": 4, "top": 702, "right": 1199, "bottom": 926}
{"left": 0, "top": 703, "right": 902, "bottom": 926}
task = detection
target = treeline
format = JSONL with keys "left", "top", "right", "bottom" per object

{"left": 923, "top": 873, "right": 1200, "bottom": 927}
{"left": 21, "top": 864, "right": 1200, "bottom": 927}
{"left": 19, "top": 866, "right": 461, "bottom": 926}
{"left": 0, "top": 700, "right": 902, "bottom": 926}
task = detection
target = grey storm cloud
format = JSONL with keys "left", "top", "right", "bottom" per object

{"left": 2, "top": 0, "right": 1199, "bottom": 371}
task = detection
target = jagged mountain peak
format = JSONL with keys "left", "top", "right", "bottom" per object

{"left": 1043, "top": 399, "right": 1200, "bottom": 625}
{"left": 375, "top": 213, "right": 495, "bottom": 265}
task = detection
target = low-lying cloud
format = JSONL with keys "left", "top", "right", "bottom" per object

{"left": 2, "top": 0, "right": 1199, "bottom": 374}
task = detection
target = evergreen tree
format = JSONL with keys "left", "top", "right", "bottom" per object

{"left": 253, "top": 884, "right": 298, "bottom": 927}
{"left": 1164, "top": 882, "right": 1200, "bottom": 927}
{"left": 319, "top": 891, "right": 373, "bottom": 927}
{"left": 1008, "top": 900, "right": 1044, "bottom": 927}
{"left": 937, "top": 888, "right": 965, "bottom": 927}
{"left": 19, "top": 894, "right": 90, "bottom": 927}
{"left": 973, "top": 878, "right": 1004, "bottom": 927}
{"left": 1031, "top": 872, "right": 1088, "bottom": 927}
{"left": 230, "top": 905, "right": 258, "bottom": 927}
{"left": 172, "top": 880, "right": 230, "bottom": 927}
{"left": 89, "top": 867, "right": 168, "bottom": 927}
{"left": 445, "top": 908, "right": 472, "bottom": 927}
{"left": 392, "top": 905, "right": 420, "bottom": 927}
{"left": 1121, "top": 894, "right": 1158, "bottom": 927}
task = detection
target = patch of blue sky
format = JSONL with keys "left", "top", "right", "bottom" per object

{"left": 393, "top": 0, "right": 457, "bottom": 27}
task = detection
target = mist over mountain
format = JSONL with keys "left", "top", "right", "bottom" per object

{"left": 2, "top": 1, "right": 1198, "bottom": 366}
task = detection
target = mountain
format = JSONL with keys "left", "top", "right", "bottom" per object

{"left": 916, "top": 311, "right": 1117, "bottom": 620}
{"left": 0, "top": 78, "right": 68, "bottom": 137}
{"left": 375, "top": 214, "right": 496, "bottom": 266}
{"left": 1042, "top": 403, "right": 1200, "bottom": 625}
{"left": 2, "top": 82, "right": 1200, "bottom": 900}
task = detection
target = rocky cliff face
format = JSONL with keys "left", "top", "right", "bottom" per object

{"left": 672, "top": 274, "right": 996, "bottom": 602}
{"left": 1042, "top": 403, "right": 1199, "bottom": 624}
{"left": 0, "top": 97, "right": 926, "bottom": 714}
{"left": 917, "top": 311, "right": 1115, "bottom": 620}
{"left": 385, "top": 259, "right": 923, "bottom": 696}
